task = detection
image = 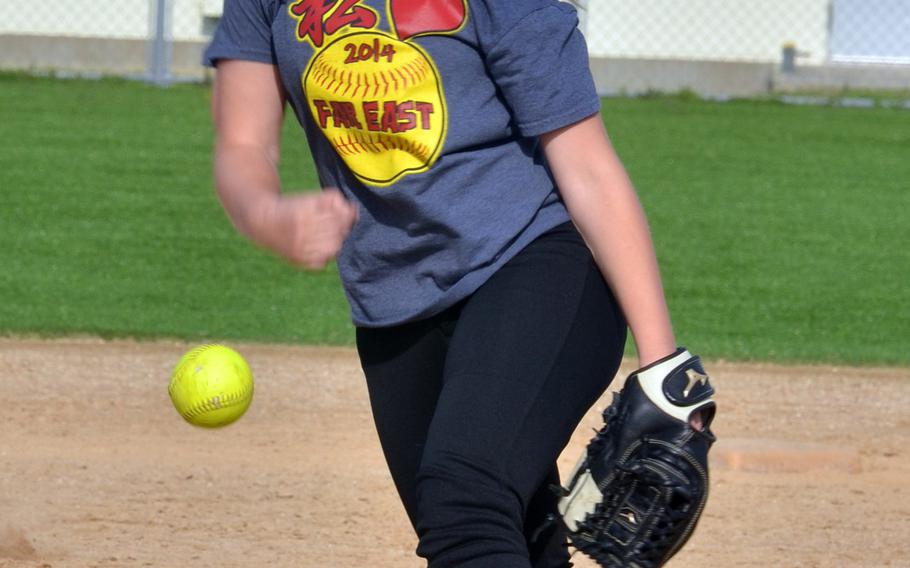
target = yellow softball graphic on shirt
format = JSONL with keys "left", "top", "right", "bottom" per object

{"left": 168, "top": 344, "right": 254, "bottom": 428}
{"left": 303, "top": 31, "right": 447, "bottom": 186}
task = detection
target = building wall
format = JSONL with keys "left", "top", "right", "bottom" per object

{"left": 0, "top": 0, "right": 218, "bottom": 41}
{"left": 829, "top": 0, "right": 910, "bottom": 64}
{"left": 584, "top": 0, "right": 830, "bottom": 65}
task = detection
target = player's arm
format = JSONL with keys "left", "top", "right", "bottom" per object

{"left": 539, "top": 113, "right": 676, "bottom": 368}
{"left": 212, "top": 59, "right": 356, "bottom": 270}
{"left": 212, "top": 59, "right": 286, "bottom": 245}
{"left": 543, "top": 117, "right": 715, "bottom": 567}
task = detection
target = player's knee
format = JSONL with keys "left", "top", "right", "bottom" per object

{"left": 414, "top": 453, "right": 528, "bottom": 566}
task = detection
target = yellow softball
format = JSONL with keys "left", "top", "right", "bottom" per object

{"left": 168, "top": 344, "right": 254, "bottom": 428}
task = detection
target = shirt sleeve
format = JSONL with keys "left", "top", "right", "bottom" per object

{"left": 203, "top": 0, "right": 277, "bottom": 67}
{"left": 482, "top": 3, "right": 600, "bottom": 137}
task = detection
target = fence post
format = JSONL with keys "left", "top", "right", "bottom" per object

{"left": 147, "top": 0, "right": 173, "bottom": 86}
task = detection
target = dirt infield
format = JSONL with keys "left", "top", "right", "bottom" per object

{"left": 1, "top": 338, "right": 908, "bottom": 567}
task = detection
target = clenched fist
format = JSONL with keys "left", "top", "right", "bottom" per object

{"left": 259, "top": 189, "right": 358, "bottom": 270}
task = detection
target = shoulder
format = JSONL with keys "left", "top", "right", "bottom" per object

{"left": 221, "top": 0, "right": 283, "bottom": 22}
{"left": 468, "top": 0, "right": 579, "bottom": 42}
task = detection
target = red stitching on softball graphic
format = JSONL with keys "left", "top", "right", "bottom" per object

{"left": 350, "top": 71, "right": 361, "bottom": 98}
{"left": 342, "top": 70, "right": 354, "bottom": 97}
{"left": 319, "top": 60, "right": 331, "bottom": 78}
{"left": 325, "top": 61, "right": 341, "bottom": 91}
{"left": 357, "top": 131, "right": 383, "bottom": 154}
{"left": 331, "top": 132, "right": 430, "bottom": 162}
{"left": 396, "top": 69, "right": 409, "bottom": 91}
{"left": 405, "top": 137, "right": 428, "bottom": 161}
{"left": 360, "top": 72, "right": 371, "bottom": 99}
{"left": 315, "top": 71, "right": 329, "bottom": 90}
{"left": 330, "top": 131, "right": 433, "bottom": 163}
{"left": 386, "top": 70, "right": 399, "bottom": 93}
{"left": 415, "top": 59, "right": 430, "bottom": 82}
{"left": 352, "top": 131, "right": 368, "bottom": 152}
{"left": 330, "top": 63, "right": 342, "bottom": 87}
{"left": 321, "top": 66, "right": 341, "bottom": 95}
{"left": 417, "top": 141, "right": 430, "bottom": 160}
{"left": 374, "top": 137, "right": 388, "bottom": 154}
{"left": 350, "top": 133, "right": 366, "bottom": 154}
{"left": 309, "top": 62, "right": 324, "bottom": 87}
{"left": 402, "top": 64, "right": 416, "bottom": 87}
{"left": 312, "top": 58, "right": 406, "bottom": 99}
{"left": 331, "top": 68, "right": 350, "bottom": 94}
{"left": 333, "top": 136, "right": 352, "bottom": 156}
{"left": 313, "top": 67, "right": 326, "bottom": 88}
{"left": 407, "top": 61, "right": 420, "bottom": 83}
{"left": 328, "top": 69, "right": 339, "bottom": 96}
{"left": 406, "top": 61, "right": 421, "bottom": 83}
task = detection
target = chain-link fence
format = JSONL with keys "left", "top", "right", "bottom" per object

{"left": 580, "top": 0, "right": 910, "bottom": 66}
{"left": 0, "top": 0, "right": 218, "bottom": 83}
{"left": 1, "top": 1, "right": 908, "bottom": 94}
{"left": 574, "top": 0, "right": 910, "bottom": 96}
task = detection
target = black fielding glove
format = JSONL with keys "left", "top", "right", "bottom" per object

{"left": 557, "top": 348, "right": 716, "bottom": 567}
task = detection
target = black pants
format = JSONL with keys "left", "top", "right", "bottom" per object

{"left": 356, "top": 223, "right": 627, "bottom": 567}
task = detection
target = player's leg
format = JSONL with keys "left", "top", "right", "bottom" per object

{"left": 413, "top": 222, "right": 627, "bottom": 567}
{"left": 524, "top": 466, "right": 567, "bottom": 567}
{"left": 355, "top": 308, "right": 458, "bottom": 527}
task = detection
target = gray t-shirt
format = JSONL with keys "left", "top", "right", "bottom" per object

{"left": 205, "top": 0, "right": 600, "bottom": 326}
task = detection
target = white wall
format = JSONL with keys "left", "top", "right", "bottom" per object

{"left": 830, "top": 0, "right": 910, "bottom": 64}
{"left": 584, "top": 0, "right": 831, "bottom": 65}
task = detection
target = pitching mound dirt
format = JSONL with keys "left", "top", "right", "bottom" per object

{"left": 0, "top": 528, "right": 37, "bottom": 561}
{"left": 1, "top": 338, "right": 908, "bottom": 567}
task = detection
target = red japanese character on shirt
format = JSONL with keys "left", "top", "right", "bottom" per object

{"left": 290, "top": 0, "right": 378, "bottom": 47}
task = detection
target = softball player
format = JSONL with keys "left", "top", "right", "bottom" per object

{"left": 206, "top": 1, "right": 688, "bottom": 565}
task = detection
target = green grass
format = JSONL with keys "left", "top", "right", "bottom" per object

{"left": 602, "top": 96, "right": 909, "bottom": 364}
{"left": 1, "top": 74, "right": 908, "bottom": 364}
{"left": 0, "top": 73, "right": 352, "bottom": 345}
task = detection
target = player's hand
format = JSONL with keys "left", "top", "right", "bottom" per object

{"left": 263, "top": 189, "right": 358, "bottom": 270}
